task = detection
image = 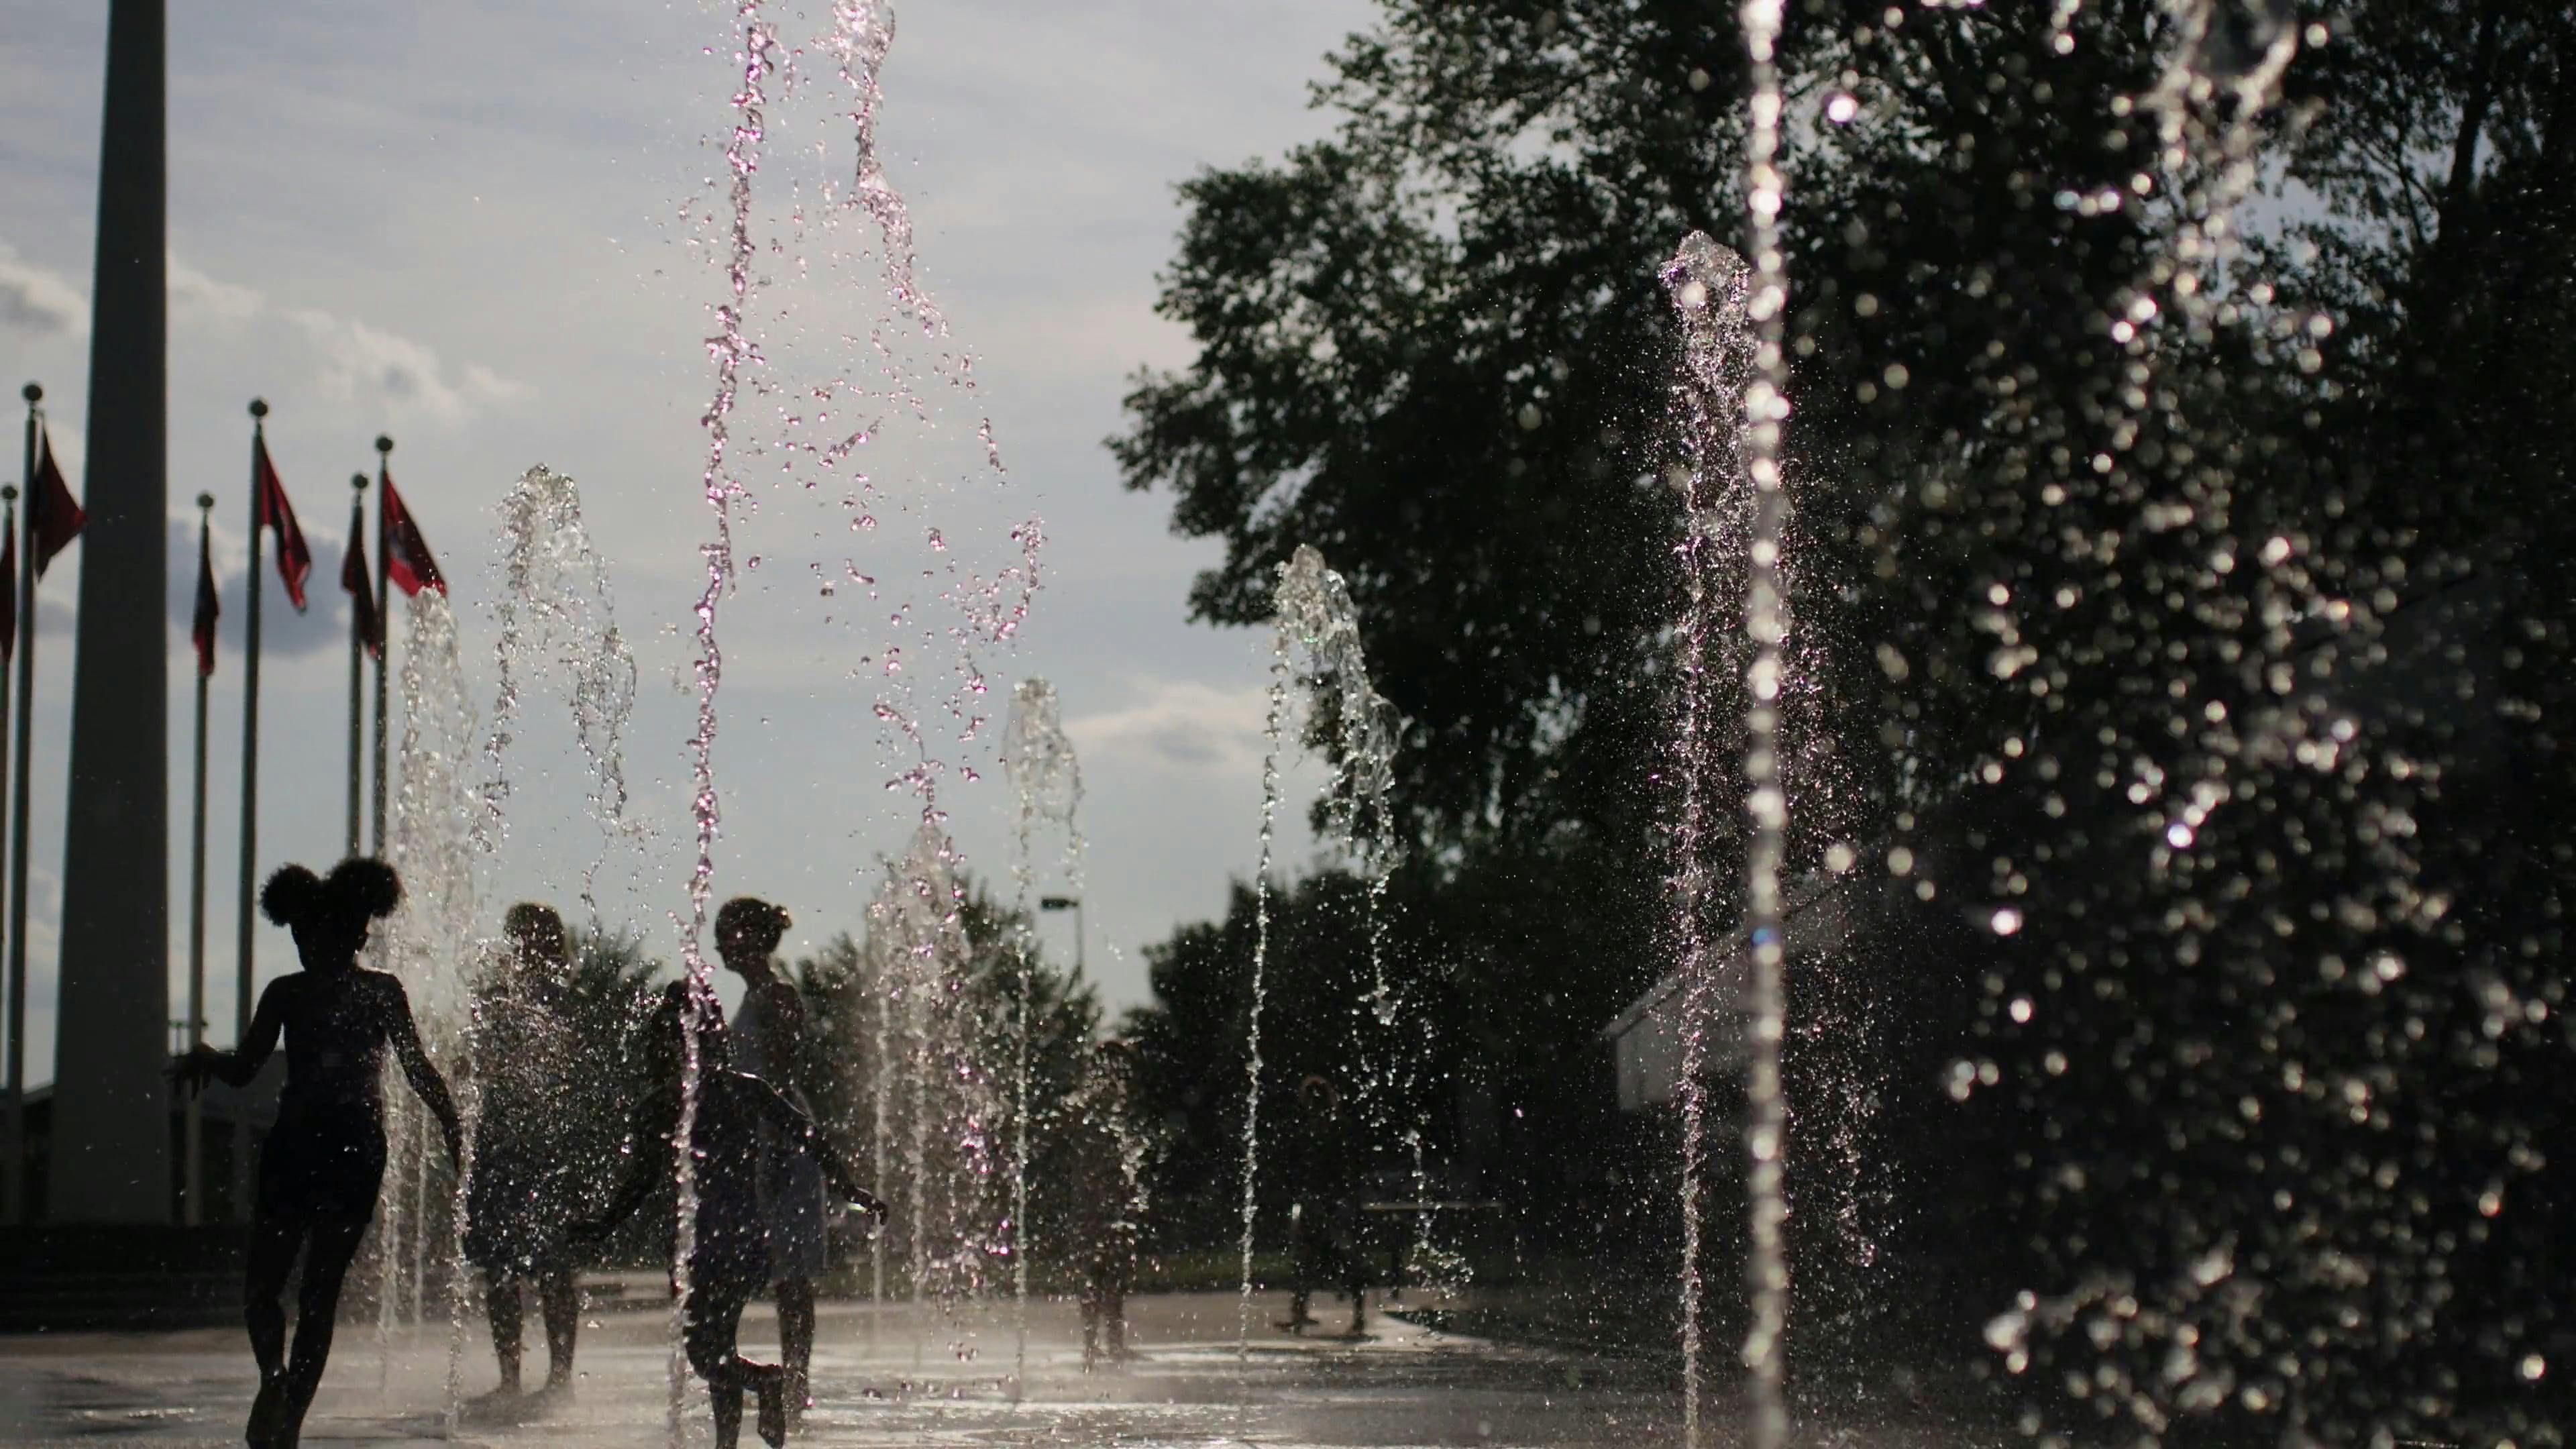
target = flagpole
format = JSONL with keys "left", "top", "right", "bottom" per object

{"left": 184, "top": 491, "right": 213, "bottom": 1226}
{"left": 4, "top": 383, "right": 38, "bottom": 1226}
{"left": 346, "top": 474, "right": 367, "bottom": 859}
{"left": 233, "top": 398, "right": 266, "bottom": 1222}
{"left": 370, "top": 436, "right": 391, "bottom": 859}
{"left": 0, "top": 487, "right": 13, "bottom": 1032}
{"left": 0, "top": 484, "right": 13, "bottom": 1228}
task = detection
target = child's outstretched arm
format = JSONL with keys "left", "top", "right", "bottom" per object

{"left": 384, "top": 977, "right": 464, "bottom": 1166}
{"left": 170, "top": 976, "right": 290, "bottom": 1092}
{"left": 748, "top": 1076, "right": 888, "bottom": 1221}
{"left": 567, "top": 1093, "right": 674, "bottom": 1245}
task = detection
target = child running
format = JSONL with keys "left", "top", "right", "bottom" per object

{"left": 170, "top": 859, "right": 462, "bottom": 1449}
{"left": 568, "top": 983, "right": 885, "bottom": 1448}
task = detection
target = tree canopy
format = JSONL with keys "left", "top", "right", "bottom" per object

{"left": 1116, "top": 0, "right": 2572, "bottom": 1438}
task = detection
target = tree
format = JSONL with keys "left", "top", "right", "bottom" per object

{"left": 1116, "top": 0, "right": 1766, "bottom": 872}
{"left": 551, "top": 925, "right": 672, "bottom": 1266}
{"left": 1121, "top": 870, "right": 1456, "bottom": 1250}
{"left": 1118, "top": 0, "right": 2574, "bottom": 1438}
{"left": 792, "top": 877, "right": 1108, "bottom": 1279}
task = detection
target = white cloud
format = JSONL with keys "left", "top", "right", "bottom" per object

{"left": 0, "top": 248, "right": 259, "bottom": 337}
{"left": 169, "top": 254, "right": 264, "bottom": 323}
{"left": 0, "top": 240, "right": 525, "bottom": 427}
{"left": 282, "top": 306, "right": 531, "bottom": 423}
{"left": 1069, "top": 676, "right": 1273, "bottom": 775}
{"left": 0, "top": 244, "right": 88, "bottom": 339}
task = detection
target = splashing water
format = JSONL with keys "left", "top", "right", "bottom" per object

{"left": 2127, "top": 0, "right": 2306, "bottom": 466}
{"left": 1270, "top": 548, "right": 1403, "bottom": 1026}
{"left": 672, "top": 4, "right": 777, "bottom": 1438}
{"left": 375, "top": 590, "right": 486, "bottom": 1431}
{"left": 812, "top": 0, "right": 1030, "bottom": 861}
{"left": 1063, "top": 1042, "right": 1151, "bottom": 1371}
{"left": 1003, "top": 678, "right": 1082, "bottom": 1391}
{"left": 1238, "top": 545, "right": 1410, "bottom": 1359}
{"left": 838, "top": 821, "right": 1003, "bottom": 1364}
{"left": 1236, "top": 620, "right": 1289, "bottom": 1367}
{"left": 1660, "top": 230, "right": 1754, "bottom": 1449}
{"left": 1266, "top": 549, "right": 1446, "bottom": 1284}
{"left": 1949, "top": 9, "right": 2404, "bottom": 1439}
{"left": 1733, "top": 6, "right": 1795, "bottom": 1449}
{"left": 481, "top": 465, "right": 641, "bottom": 924}
{"left": 824, "top": 0, "right": 971, "bottom": 395}
{"left": 2144, "top": 0, "right": 2300, "bottom": 152}
{"left": 663, "top": 0, "right": 1032, "bottom": 1386}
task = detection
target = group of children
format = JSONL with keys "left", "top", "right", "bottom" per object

{"left": 170, "top": 865, "right": 885, "bottom": 1449}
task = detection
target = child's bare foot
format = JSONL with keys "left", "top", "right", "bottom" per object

{"left": 754, "top": 1366, "right": 789, "bottom": 1448}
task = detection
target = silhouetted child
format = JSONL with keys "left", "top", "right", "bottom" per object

{"left": 464, "top": 902, "right": 584, "bottom": 1396}
{"left": 568, "top": 983, "right": 884, "bottom": 1449}
{"left": 171, "top": 859, "right": 462, "bottom": 1449}
{"left": 716, "top": 896, "right": 829, "bottom": 1424}
{"left": 1065, "top": 1041, "right": 1148, "bottom": 1368}
{"left": 1284, "top": 1074, "right": 1368, "bottom": 1336}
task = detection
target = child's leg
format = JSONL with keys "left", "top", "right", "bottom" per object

{"left": 775, "top": 1276, "right": 816, "bottom": 1415}
{"left": 539, "top": 1267, "right": 580, "bottom": 1387}
{"left": 485, "top": 1275, "right": 525, "bottom": 1390}
{"left": 241, "top": 1213, "right": 303, "bottom": 1448}
{"left": 1289, "top": 1238, "right": 1316, "bottom": 1329}
{"left": 276, "top": 1213, "right": 371, "bottom": 1444}
{"left": 686, "top": 1285, "right": 784, "bottom": 1448}
{"left": 1080, "top": 1269, "right": 1102, "bottom": 1368}
{"left": 242, "top": 1214, "right": 302, "bottom": 1382}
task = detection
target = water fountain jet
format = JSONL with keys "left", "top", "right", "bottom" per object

{"left": 1003, "top": 678, "right": 1082, "bottom": 1391}
{"left": 1236, "top": 545, "right": 1409, "bottom": 1361}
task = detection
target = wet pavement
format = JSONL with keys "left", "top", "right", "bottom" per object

{"left": 0, "top": 1289, "right": 1992, "bottom": 1448}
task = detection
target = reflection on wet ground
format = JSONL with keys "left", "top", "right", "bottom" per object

{"left": 0, "top": 1289, "right": 1996, "bottom": 1448}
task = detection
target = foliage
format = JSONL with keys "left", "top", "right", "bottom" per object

{"left": 551, "top": 924, "right": 672, "bottom": 1265}
{"left": 1117, "top": 0, "right": 2573, "bottom": 1438}
{"left": 792, "top": 877, "right": 1111, "bottom": 1275}
{"left": 1119, "top": 860, "right": 1666, "bottom": 1252}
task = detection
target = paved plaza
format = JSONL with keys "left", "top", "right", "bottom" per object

{"left": 0, "top": 1289, "right": 1998, "bottom": 1448}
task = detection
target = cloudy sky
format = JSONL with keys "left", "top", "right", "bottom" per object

{"left": 0, "top": 0, "right": 1383, "bottom": 1082}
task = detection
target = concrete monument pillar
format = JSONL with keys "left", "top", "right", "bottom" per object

{"left": 50, "top": 0, "right": 169, "bottom": 1223}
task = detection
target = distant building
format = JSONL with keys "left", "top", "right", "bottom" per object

{"left": 17, "top": 1056, "right": 278, "bottom": 1222}
{"left": 1601, "top": 873, "right": 1859, "bottom": 1112}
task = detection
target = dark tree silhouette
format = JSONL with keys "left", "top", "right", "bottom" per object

{"left": 1117, "top": 0, "right": 2573, "bottom": 1439}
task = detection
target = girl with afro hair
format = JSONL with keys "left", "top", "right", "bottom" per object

{"left": 172, "top": 858, "right": 462, "bottom": 1449}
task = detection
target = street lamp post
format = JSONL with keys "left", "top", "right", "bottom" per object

{"left": 1039, "top": 895, "right": 1083, "bottom": 975}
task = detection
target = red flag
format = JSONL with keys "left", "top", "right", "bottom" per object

{"left": 192, "top": 521, "right": 219, "bottom": 678}
{"left": 380, "top": 472, "right": 444, "bottom": 597}
{"left": 255, "top": 437, "right": 311, "bottom": 610}
{"left": 0, "top": 523, "right": 15, "bottom": 671}
{"left": 341, "top": 515, "right": 379, "bottom": 660}
{"left": 30, "top": 425, "right": 85, "bottom": 577}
